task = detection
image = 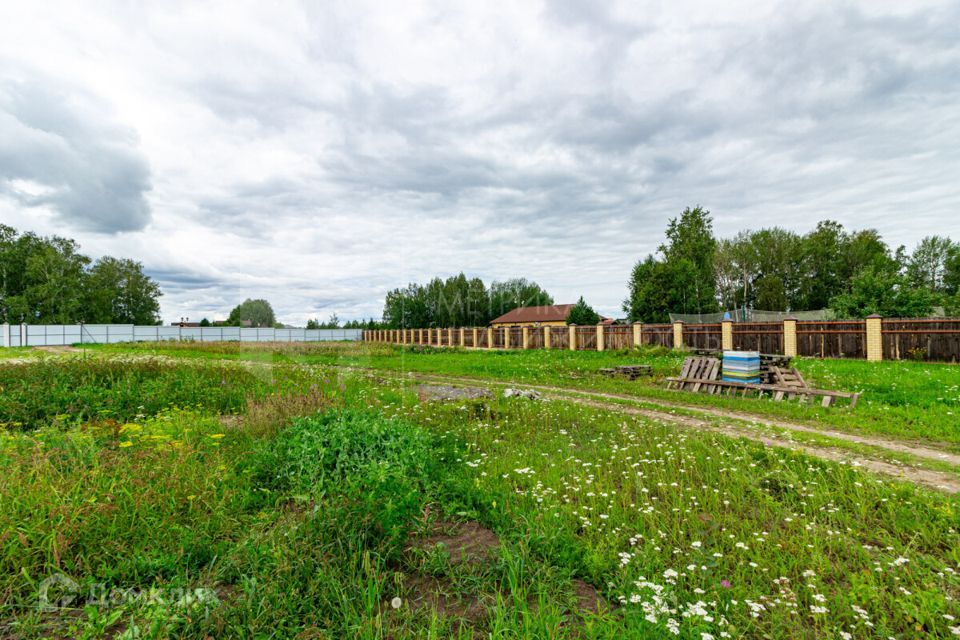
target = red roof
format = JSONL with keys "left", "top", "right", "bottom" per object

{"left": 490, "top": 304, "right": 575, "bottom": 324}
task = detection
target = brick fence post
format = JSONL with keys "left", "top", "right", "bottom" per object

{"left": 460, "top": 327, "right": 465, "bottom": 346}
{"left": 673, "top": 321, "right": 684, "bottom": 349}
{"left": 522, "top": 326, "right": 529, "bottom": 350}
{"left": 596, "top": 323, "right": 605, "bottom": 351}
{"left": 503, "top": 326, "right": 511, "bottom": 349}
{"left": 487, "top": 327, "right": 494, "bottom": 349}
{"left": 783, "top": 318, "right": 797, "bottom": 357}
{"left": 632, "top": 322, "right": 642, "bottom": 348}
{"left": 866, "top": 315, "right": 883, "bottom": 361}
{"left": 721, "top": 320, "right": 733, "bottom": 351}
{"left": 472, "top": 327, "right": 478, "bottom": 348}
{"left": 569, "top": 324, "right": 577, "bottom": 351}
{"left": 543, "top": 325, "right": 551, "bottom": 349}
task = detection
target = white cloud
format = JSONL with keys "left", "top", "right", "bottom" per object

{"left": 1, "top": 0, "right": 959, "bottom": 323}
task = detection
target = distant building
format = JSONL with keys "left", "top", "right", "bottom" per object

{"left": 170, "top": 321, "right": 201, "bottom": 327}
{"left": 489, "top": 304, "right": 610, "bottom": 327}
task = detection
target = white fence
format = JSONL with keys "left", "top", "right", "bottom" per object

{"left": 0, "top": 324, "right": 362, "bottom": 348}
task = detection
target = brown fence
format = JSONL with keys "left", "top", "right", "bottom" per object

{"left": 605, "top": 325, "right": 633, "bottom": 350}
{"left": 550, "top": 326, "right": 569, "bottom": 349}
{"left": 576, "top": 326, "right": 597, "bottom": 350}
{"left": 366, "top": 316, "right": 960, "bottom": 362}
{"left": 528, "top": 327, "right": 544, "bottom": 349}
{"left": 685, "top": 323, "right": 722, "bottom": 351}
{"left": 797, "top": 321, "right": 864, "bottom": 358}
{"left": 881, "top": 318, "right": 960, "bottom": 361}
{"left": 642, "top": 324, "right": 674, "bottom": 348}
{"left": 733, "top": 322, "right": 783, "bottom": 354}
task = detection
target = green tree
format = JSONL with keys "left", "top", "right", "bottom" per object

{"left": 623, "top": 206, "right": 718, "bottom": 321}
{"left": 0, "top": 225, "right": 162, "bottom": 325}
{"left": 307, "top": 314, "right": 340, "bottom": 329}
{"left": 566, "top": 297, "right": 600, "bottom": 325}
{"left": 488, "top": 278, "right": 554, "bottom": 320}
{"left": 227, "top": 299, "right": 276, "bottom": 327}
{"left": 660, "top": 206, "right": 719, "bottom": 314}
{"left": 623, "top": 255, "right": 675, "bottom": 323}
{"left": 830, "top": 266, "right": 934, "bottom": 319}
{"left": 23, "top": 237, "right": 90, "bottom": 323}
{"left": 796, "top": 221, "right": 848, "bottom": 310}
{"left": 83, "top": 257, "right": 161, "bottom": 324}
{"left": 753, "top": 274, "right": 788, "bottom": 311}
{"left": 381, "top": 275, "right": 550, "bottom": 328}
{"left": 907, "top": 236, "right": 957, "bottom": 293}
{"left": 945, "top": 246, "right": 960, "bottom": 297}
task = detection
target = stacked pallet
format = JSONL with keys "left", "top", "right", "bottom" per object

{"left": 760, "top": 354, "right": 793, "bottom": 384}
{"left": 666, "top": 356, "right": 859, "bottom": 407}
{"left": 598, "top": 364, "right": 653, "bottom": 380}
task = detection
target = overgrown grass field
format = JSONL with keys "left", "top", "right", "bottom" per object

{"left": 99, "top": 341, "right": 960, "bottom": 448}
{"left": 1, "top": 344, "right": 958, "bottom": 638}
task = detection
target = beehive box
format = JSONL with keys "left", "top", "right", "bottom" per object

{"left": 722, "top": 350, "right": 761, "bottom": 384}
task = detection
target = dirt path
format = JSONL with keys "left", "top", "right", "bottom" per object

{"left": 396, "top": 370, "right": 960, "bottom": 468}
{"left": 554, "top": 395, "right": 960, "bottom": 494}
{"left": 348, "top": 369, "right": 960, "bottom": 494}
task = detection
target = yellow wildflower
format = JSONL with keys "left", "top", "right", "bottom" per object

{"left": 119, "top": 441, "right": 133, "bottom": 448}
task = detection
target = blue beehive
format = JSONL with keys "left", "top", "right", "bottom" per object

{"left": 722, "top": 350, "right": 761, "bottom": 384}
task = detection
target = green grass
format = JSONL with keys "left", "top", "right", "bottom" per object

{"left": 2, "top": 350, "right": 959, "bottom": 638}
{"left": 0, "top": 358, "right": 271, "bottom": 430}
{"left": 97, "top": 340, "right": 960, "bottom": 449}
{"left": 387, "top": 391, "right": 960, "bottom": 638}
{"left": 0, "top": 347, "right": 34, "bottom": 360}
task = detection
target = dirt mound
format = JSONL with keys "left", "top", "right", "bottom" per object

{"left": 571, "top": 578, "right": 604, "bottom": 614}
{"left": 401, "top": 574, "right": 492, "bottom": 624}
{"left": 415, "top": 521, "right": 500, "bottom": 565}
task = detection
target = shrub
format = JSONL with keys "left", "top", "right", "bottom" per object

{"left": 245, "top": 409, "right": 443, "bottom": 551}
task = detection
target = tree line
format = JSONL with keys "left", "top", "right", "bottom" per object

{"left": 0, "top": 225, "right": 161, "bottom": 325}
{"left": 624, "top": 207, "right": 960, "bottom": 322}
{"left": 380, "top": 275, "right": 555, "bottom": 328}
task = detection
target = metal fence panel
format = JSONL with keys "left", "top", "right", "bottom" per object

{"left": 0, "top": 324, "right": 362, "bottom": 347}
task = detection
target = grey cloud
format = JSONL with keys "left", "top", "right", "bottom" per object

{"left": 4, "top": 2, "right": 960, "bottom": 323}
{"left": 0, "top": 71, "right": 152, "bottom": 233}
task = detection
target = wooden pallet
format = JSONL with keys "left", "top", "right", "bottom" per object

{"left": 598, "top": 364, "right": 653, "bottom": 380}
{"left": 667, "top": 357, "right": 721, "bottom": 392}
{"left": 667, "top": 357, "right": 858, "bottom": 407}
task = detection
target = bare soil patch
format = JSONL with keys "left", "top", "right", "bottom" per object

{"left": 36, "top": 345, "right": 84, "bottom": 354}
{"left": 414, "top": 384, "right": 493, "bottom": 402}
{"left": 571, "top": 578, "right": 604, "bottom": 614}
{"left": 401, "top": 573, "right": 492, "bottom": 625}
{"left": 414, "top": 521, "right": 500, "bottom": 565}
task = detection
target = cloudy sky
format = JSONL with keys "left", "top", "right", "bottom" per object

{"left": 1, "top": 1, "right": 959, "bottom": 323}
